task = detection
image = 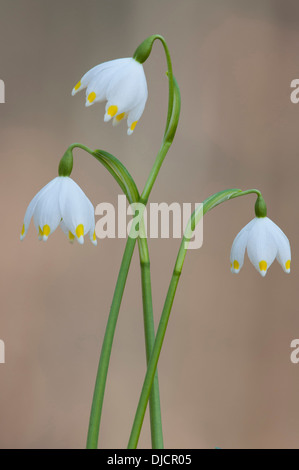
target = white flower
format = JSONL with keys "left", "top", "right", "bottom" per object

{"left": 230, "top": 217, "right": 291, "bottom": 277}
{"left": 20, "top": 176, "right": 97, "bottom": 245}
{"left": 72, "top": 57, "right": 148, "bottom": 136}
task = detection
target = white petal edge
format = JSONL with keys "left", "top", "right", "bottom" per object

{"left": 246, "top": 217, "right": 278, "bottom": 276}
{"left": 230, "top": 218, "right": 256, "bottom": 273}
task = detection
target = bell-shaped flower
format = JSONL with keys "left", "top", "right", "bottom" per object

{"left": 230, "top": 217, "right": 291, "bottom": 277}
{"left": 72, "top": 57, "right": 148, "bottom": 135}
{"left": 20, "top": 176, "right": 97, "bottom": 245}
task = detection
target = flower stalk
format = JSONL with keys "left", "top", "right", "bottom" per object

{"left": 85, "top": 35, "right": 180, "bottom": 449}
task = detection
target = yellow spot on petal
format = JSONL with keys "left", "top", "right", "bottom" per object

{"left": 74, "top": 80, "right": 81, "bottom": 91}
{"left": 107, "top": 105, "right": 118, "bottom": 117}
{"left": 43, "top": 225, "right": 50, "bottom": 237}
{"left": 21, "top": 224, "right": 25, "bottom": 236}
{"left": 285, "top": 260, "right": 291, "bottom": 271}
{"left": 115, "top": 112, "right": 125, "bottom": 122}
{"left": 233, "top": 260, "right": 239, "bottom": 270}
{"left": 93, "top": 231, "right": 96, "bottom": 241}
{"left": 69, "top": 231, "right": 75, "bottom": 242}
{"left": 130, "top": 121, "right": 138, "bottom": 131}
{"left": 76, "top": 224, "right": 84, "bottom": 239}
{"left": 230, "top": 262, "right": 232, "bottom": 268}
{"left": 39, "top": 226, "right": 43, "bottom": 237}
{"left": 88, "top": 92, "right": 96, "bottom": 103}
{"left": 259, "top": 260, "right": 267, "bottom": 272}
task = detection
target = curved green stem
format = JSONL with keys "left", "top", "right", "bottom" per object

{"left": 127, "top": 188, "right": 263, "bottom": 448}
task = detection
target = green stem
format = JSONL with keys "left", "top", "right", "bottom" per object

{"left": 86, "top": 217, "right": 164, "bottom": 449}
{"left": 127, "top": 188, "right": 263, "bottom": 448}
{"left": 85, "top": 35, "right": 179, "bottom": 449}
{"left": 138, "top": 234, "right": 163, "bottom": 448}
{"left": 87, "top": 235, "right": 137, "bottom": 448}
{"left": 68, "top": 144, "right": 164, "bottom": 448}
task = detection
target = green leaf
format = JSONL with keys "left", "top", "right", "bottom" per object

{"left": 203, "top": 188, "right": 243, "bottom": 215}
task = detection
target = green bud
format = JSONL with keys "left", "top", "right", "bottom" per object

{"left": 58, "top": 147, "right": 73, "bottom": 177}
{"left": 133, "top": 35, "right": 160, "bottom": 64}
{"left": 255, "top": 194, "right": 267, "bottom": 218}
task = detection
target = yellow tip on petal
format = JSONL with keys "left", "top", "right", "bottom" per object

{"left": 285, "top": 260, "right": 291, "bottom": 271}
{"left": 115, "top": 112, "right": 125, "bottom": 122}
{"left": 69, "top": 231, "right": 75, "bottom": 243}
{"left": 76, "top": 224, "right": 84, "bottom": 239}
{"left": 42, "top": 224, "right": 50, "bottom": 241}
{"left": 87, "top": 92, "right": 96, "bottom": 103}
{"left": 233, "top": 260, "right": 239, "bottom": 270}
{"left": 107, "top": 105, "right": 118, "bottom": 117}
{"left": 38, "top": 226, "right": 43, "bottom": 241}
{"left": 74, "top": 80, "right": 81, "bottom": 91}
{"left": 127, "top": 120, "right": 138, "bottom": 135}
{"left": 92, "top": 230, "right": 97, "bottom": 246}
{"left": 259, "top": 260, "right": 267, "bottom": 272}
{"left": 20, "top": 223, "right": 26, "bottom": 241}
{"left": 130, "top": 121, "right": 138, "bottom": 131}
{"left": 43, "top": 225, "right": 50, "bottom": 236}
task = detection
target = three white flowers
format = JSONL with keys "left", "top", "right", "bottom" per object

{"left": 20, "top": 176, "right": 97, "bottom": 245}
{"left": 230, "top": 216, "right": 291, "bottom": 277}
{"left": 72, "top": 57, "right": 148, "bottom": 136}
{"left": 22, "top": 44, "right": 292, "bottom": 278}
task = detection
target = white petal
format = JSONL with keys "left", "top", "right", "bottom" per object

{"left": 127, "top": 99, "right": 147, "bottom": 135}
{"left": 85, "top": 66, "right": 117, "bottom": 107}
{"left": 58, "top": 177, "right": 95, "bottom": 245}
{"left": 247, "top": 217, "right": 277, "bottom": 276}
{"left": 33, "top": 178, "right": 63, "bottom": 241}
{"left": 60, "top": 219, "right": 75, "bottom": 244}
{"left": 84, "top": 58, "right": 132, "bottom": 106}
{"left": 21, "top": 178, "right": 60, "bottom": 240}
{"left": 89, "top": 217, "right": 97, "bottom": 246}
{"left": 265, "top": 218, "right": 291, "bottom": 273}
{"left": 72, "top": 60, "right": 119, "bottom": 96}
{"left": 230, "top": 218, "right": 256, "bottom": 273}
{"left": 106, "top": 60, "right": 147, "bottom": 114}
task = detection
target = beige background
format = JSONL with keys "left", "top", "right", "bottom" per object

{"left": 1, "top": 0, "right": 299, "bottom": 448}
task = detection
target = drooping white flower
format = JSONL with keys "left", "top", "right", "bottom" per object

{"left": 72, "top": 57, "right": 148, "bottom": 135}
{"left": 20, "top": 176, "right": 97, "bottom": 245}
{"left": 230, "top": 217, "right": 291, "bottom": 277}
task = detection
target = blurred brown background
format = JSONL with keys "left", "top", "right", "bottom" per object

{"left": 1, "top": 0, "right": 299, "bottom": 449}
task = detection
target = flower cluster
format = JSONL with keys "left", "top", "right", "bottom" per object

{"left": 21, "top": 176, "right": 97, "bottom": 245}
{"left": 22, "top": 40, "right": 292, "bottom": 280}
